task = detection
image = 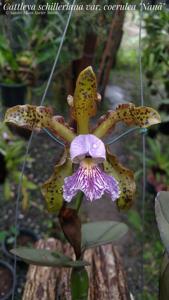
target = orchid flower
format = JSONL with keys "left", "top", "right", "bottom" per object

{"left": 4, "top": 66, "right": 161, "bottom": 212}
{"left": 63, "top": 134, "right": 120, "bottom": 202}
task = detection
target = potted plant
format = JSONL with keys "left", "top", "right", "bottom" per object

{"left": 0, "top": 34, "right": 36, "bottom": 107}
{"left": 2, "top": 228, "right": 39, "bottom": 263}
{"left": 0, "top": 232, "right": 16, "bottom": 299}
{"left": 0, "top": 260, "right": 15, "bottom": 300}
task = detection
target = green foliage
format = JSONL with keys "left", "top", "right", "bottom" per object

{"left": 11, "top": 247, "right": 89, "bottom": 267}
{"left": 134, "top": 136, "right": 169, "bottom": 184}
{"left": 147, "top": 138, "right": 169, "bottom": 176}
{"left": 0, "top": 123, "right": 36, "bottom": 207}
{"left": 0, "top": 34, "right": 36, "bottom": 84}
{"left": 11, "top": 221, "right": 128, "bottom": 268}
{"left": 81, "top": 221, "right": 128, "bottom": 251}
{"left": 143, "top": 11, "right": 169, "bottom": 95}
{"left": 137, "top": 291, "right": 157, "bottom": 300}
{"left": 127, "top": 209, "right": 142, "bottom": 232}
{"left": 0, "top": 230, "right": 8, "bottom": 242}
{"left": 0, "top": 226, "right": 17, "bottom": 242}
{"left": 117, "top": 47, "right": 137, "bottom": 68}
{"left": 0, "top": 0, "right": 114, "bottom": 84}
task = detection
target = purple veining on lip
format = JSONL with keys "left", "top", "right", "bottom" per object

{"left": 63, "top": 161, "right": 120, "bottom": 202}
{"left": 70, "top": 134, "right": 106, "bottom": 163}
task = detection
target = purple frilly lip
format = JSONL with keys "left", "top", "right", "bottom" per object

{"left": 70, "top": 134, "right": 106, "bottom": 163}
{"left": 63, "top": 161, "right": 120, "bottom": 202}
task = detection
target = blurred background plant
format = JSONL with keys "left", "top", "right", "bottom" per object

{"left": 143, "top": 11, "right": 169, "bottom": 98}
{"left": 133, "top": 136, "right": 169, "bottom": 194}
{"left": 0, "top": 0, "right": 125, "bottom": 109}
{"left": 0, "top": 34, "right": 37, "bottom": 85}
{"left": 0, "top": 123, "right": 36, "bottom": 209}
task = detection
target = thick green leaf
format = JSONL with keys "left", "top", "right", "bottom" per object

{"left": 81, "top": 221, "right": 128, "bottom": 251}
{"left": 41, "top": 150, "right": 72, "bottom": 213}
{"left": 159, "top": 252, "right": 169, "bottom": 300}
{"left": 155, "top": 191, "right": 169, "bottom": 253}
{"left": 11, "top": 247, "right": 89, "bottom": 267}
{"left": 104, "top": 149, "right": 136, "bottom": 210}
{"left": 93, "top": 103, "right": 161, "bottom": 138}
{"left": 4, "top": 105, "right": 75, "bottom": 142}
{"left": 72, "top": 66, "right": 97, "bottom": 134}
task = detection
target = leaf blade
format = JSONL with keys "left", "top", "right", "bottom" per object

{"left": 81, "top": 221, "right": 128, "bottom": 250}
{"left": 11, "top": 247, "right": 89, "bottom": 267}
{"left": 155, "top": 191, "right": 169, "bottom": 253}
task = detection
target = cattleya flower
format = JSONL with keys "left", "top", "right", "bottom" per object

{"left": 63, "top": 134, "right": 120, "bottom": 202}
{"left": 4, "top": 66, "right": 161, "bottom": 212}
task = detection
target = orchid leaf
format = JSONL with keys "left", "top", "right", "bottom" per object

{"left": 72, "top": 66, "right": 97, "bottom": 134}
{"left": 81, "top": 221, "right": 128, "bottom": 251}
{"left": 155, "top": 191, "right": 169, "bottom": 253}
{"left": 104, "top": 149, "right": 136, "bottom": 210}
{"left": 11, "top": 247, "right": 89, "bottom": 267}
{"left": 4, "top": 105, "right": 75, "bottom": 142}
{"left": 41, "top": 150, "right": 72, "bottom": 213}
{"left": 93, "top": 103, "right": 161, "bottom": 138}
{"left": 159, "top": 253, "right": 169, "bottom": 300}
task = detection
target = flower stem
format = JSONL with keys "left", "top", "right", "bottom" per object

{"left": 71, "top": 267, "right": 89, "bottom": 300}
{"left": 75, "top": 192, "right": 84, "bottom": 213}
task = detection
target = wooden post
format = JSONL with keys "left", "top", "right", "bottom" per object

{"left": 23, "top": 238, "right": 131, "bottom": 300}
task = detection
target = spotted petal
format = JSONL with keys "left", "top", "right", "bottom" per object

{"left": 72, "top": 66, "right": 98, "bottom": 134}
{"left": 93, "top": 103, "right": 161, "bottom": 138}
{"left": 41, "top": 150, "right": 72, "bottom": 213}
{"left": 104, "top": 148, "right": 136, "bottom": 210}
{"left": 63, "top": 159, "right": 120, "bottom": 202}
{"left": 4, "top": 105, "right": 75, "bottom": 143}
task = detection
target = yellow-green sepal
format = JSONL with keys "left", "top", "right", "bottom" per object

{"left": 104, "top": 148, "right": 136, "bottom": 210}
{"left": 4, "top": 105, "right": 75, "bottom": 143}
{"left": 94, "top": 103, "right": 161, "bottom": 138}
{"left": 41, "top": 150, "right": 72, "bottom": 213}
{"left": 72, "top": 66, "right": 97, "bottom": 134}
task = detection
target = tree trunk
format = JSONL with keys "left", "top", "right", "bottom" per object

{"left": 22, "top": 238, "right": 130, "bottom": 300}
{"left": 67, "top": 31, "right": 98, "bottom": 95}
{"left": 97, "top": 1, "right": 125, "bottom": 97}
